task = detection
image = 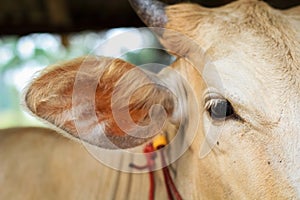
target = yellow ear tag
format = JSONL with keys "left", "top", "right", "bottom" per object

{"left": 152, "top": 134, "right": 167, "bottom": 150}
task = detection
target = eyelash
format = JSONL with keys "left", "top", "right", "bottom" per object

{"left": 204, "top": 99, "right": 219, "bottom": 111}
{"left": 204, "top": 98, "right": 236, "bottom": 121}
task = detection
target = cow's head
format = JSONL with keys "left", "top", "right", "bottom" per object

{"left": 24, "top": 0, "right": 300, "bottom": 198}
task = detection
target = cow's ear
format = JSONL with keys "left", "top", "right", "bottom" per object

{"left": 157, "top": 3, "right": 209, "bottom": 58}
{"left": 283, "top": 5, "right": 300, "bottom": 17}
{"left": 283, "top": 6, "right": 300, "bottom": 29}
{"left": 24, "top": 56, "right": 175, "bottom": 149}
{"left": 282, "top": 6, "right": 300, "bottom": 36}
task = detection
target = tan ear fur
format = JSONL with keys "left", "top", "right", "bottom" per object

{"left": 161, "top": 3, "right": 210, "bottom": 56}
{"left": 282, "top": 5, "right": 300, "bottom": 17}
{"left": 283, "top": 6, "right": 300, "bottom": 33}
{"left": 25, "top": 56, "right": 175, "bottom": 149}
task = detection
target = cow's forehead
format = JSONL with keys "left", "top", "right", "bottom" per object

{"left": 196, "top": 1, "right": 300, "bottom": 96}
{"left": 201, "top": 31, "right": 299, "bottom": 94}
{"left": 201, "top": 46, "right": 300, "bottom": 126}
{"left": 190, "top": 1, "right": 299, "bottom": 60}
{"left": 166, "top": 0, "right": 300, "bottom": 76}
{"left": 166, "top": 0, "right": 300, "bottom": 106}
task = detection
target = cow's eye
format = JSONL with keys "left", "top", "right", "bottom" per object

{"left": 205, "top": 99, "right": 235, "bottom": 121}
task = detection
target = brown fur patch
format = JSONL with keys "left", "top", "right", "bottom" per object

{"left": 25, "top": 56, "right": 175, "bottom": 148}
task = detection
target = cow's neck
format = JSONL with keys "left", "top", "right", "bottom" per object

{"left": 159, "top": 58, "right": 205, "bottom": 199}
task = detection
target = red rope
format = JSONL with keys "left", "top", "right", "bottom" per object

{"left": 130, "top": 163, "right": 155, "bottom": 200}
{"left": 129, "top": 142, "right": 183, "bottom": 200}
{"left": 129, "top": 163, "right": 149, "bottom": 170}
{"left": 160, "top": 150, "right": 183, "bottom": 200}
{"left": 162, "top": 166, "right": 174, "bottom": 200}
{"left": 129, "top": 143, "right": 156, "bottom": 200}
{"left": 148, "top": 171, "right": 155, "bottom": 200}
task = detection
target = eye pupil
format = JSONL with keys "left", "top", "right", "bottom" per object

{"left": 210, "top": 100, "right": 234, "bottom": 120}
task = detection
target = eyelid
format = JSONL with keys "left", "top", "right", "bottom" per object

{"left": 203, "top": 91, "right": 226, "bottom": 108}
{"left": 203, "top": 90, "right": 242, "bottom": 122}
{"left": 203, "top": 88, "right": 224, "bottom": 99}
{"left": 203, "top": 89, "right": 245, "bottom": 123}
{"left": 204, "top": 98, "right": 226, "bottom": 111}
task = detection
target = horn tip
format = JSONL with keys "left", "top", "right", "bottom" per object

{"left": 129, "top": 0, "right": 167, "bottom": 29}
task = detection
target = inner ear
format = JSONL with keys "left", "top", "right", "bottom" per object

{"left": 25, "top": 56, "right": 176, "bottom": 149}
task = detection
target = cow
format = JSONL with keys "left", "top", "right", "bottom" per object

{"left": 0, "top": 0, "right": 300, "bottom": 199}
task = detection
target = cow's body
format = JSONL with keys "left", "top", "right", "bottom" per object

{"left": 1, "top": 0, "right": 300, "bottom": 199}
{"left": 0, "top": 127, "right": 169, "bottom": 200}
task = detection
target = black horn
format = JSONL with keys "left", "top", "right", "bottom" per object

{"left": 129, "top": 0, "right": 167, "bottom": 28}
